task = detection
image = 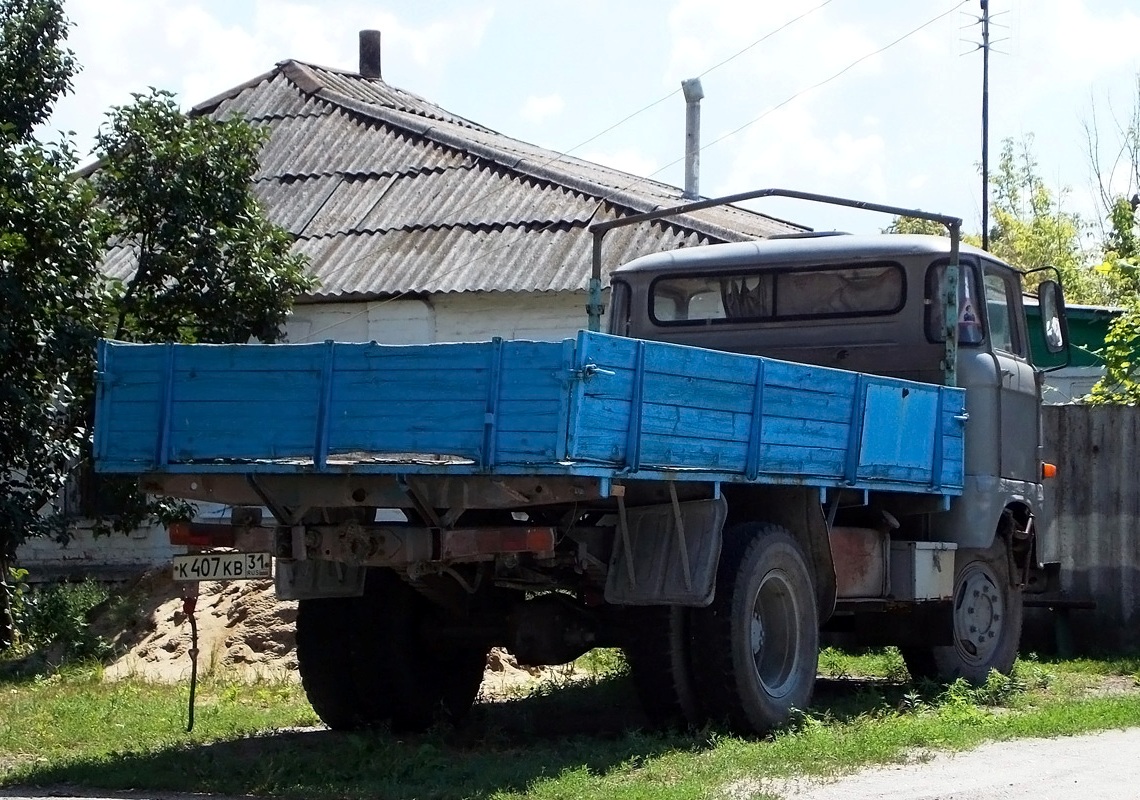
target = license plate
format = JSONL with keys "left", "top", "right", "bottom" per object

{"left": 173, "top": 552, "right": 273, "bottom": 582}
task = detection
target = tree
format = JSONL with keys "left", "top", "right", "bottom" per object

{"left": 986, "top": 135, "right": 1106, "bottom": 303}
{"left": 1086, "top": 193, "right": 1140, "bottom": 405}
{"left": 882, "top": 216, "right": 951, "bottom": 236}
{"left": 1084, "top": 75, "right": 1139, "bottom": 244}
{"left": 1083, "top": 76, "right": 1140, "bottom": 404}
{"left": 86, "top": 90, "right": 314, "bottom": 534}
{"left": 0, "top": 0, "right": 106, "bottom": 649}
{"left": 93, "top": 89, "right": 312, "bottom": 345}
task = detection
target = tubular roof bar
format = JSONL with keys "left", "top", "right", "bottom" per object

{"left": 586, "top": 188, "right": 963, "bottom": 385}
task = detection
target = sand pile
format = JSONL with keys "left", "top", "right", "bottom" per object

{"left": 99, "top": 568, "right": 560, "bottom": 695}
{"left": 102, "top": 574, "right": 297, "bottom": 681}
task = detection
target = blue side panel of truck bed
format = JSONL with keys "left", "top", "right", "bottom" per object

{"left": 94, "top": 331, "right": 965, "bottom": 496}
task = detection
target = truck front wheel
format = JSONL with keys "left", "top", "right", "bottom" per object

{"left": 901, "top": 537, "right": 1023, "bottom": 684}
{"left": 691, "top": 523, "right": 819, "bottom": 734}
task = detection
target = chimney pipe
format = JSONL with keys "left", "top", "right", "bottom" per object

{"left": 359, "top": 30, "right": 382, "bottom": 79}
{"left": 681, "top": 78, "right": 703, "bottom": 200}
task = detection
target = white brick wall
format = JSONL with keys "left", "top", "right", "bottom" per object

{"left": 16, "top": 523, "right": 185, "bottom": 581}
{"left": 285, "top": 291, "right": 596, "bottom": 344}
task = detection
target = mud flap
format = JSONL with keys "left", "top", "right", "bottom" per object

{"left": 605, "top": 496, "right": 726, "bottom": 606}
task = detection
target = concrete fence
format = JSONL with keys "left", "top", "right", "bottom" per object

{"left": 1040, "top": 404, "right": 1140, "bottom": 653}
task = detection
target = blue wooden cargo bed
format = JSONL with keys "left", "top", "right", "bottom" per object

{"left": 94, "top": 331, "right": 965, "bottom": 497}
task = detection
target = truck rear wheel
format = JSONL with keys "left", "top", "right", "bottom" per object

{"left": 901, "top": 537, "right": 1023, "bottom": 684}
{"left": 691, "top": 523, "right": 819, "bottom": 734}
{"left": 297, "top": 569, "right": 488, "bottom": 732}
{"left": 622, "top": 606, "right": 704, "bottom": 729}
{"left": 355, "top": 569, "right": 488, "bottom": 733}
{"left": 296, "top": 596, "right": 369, "bottom": 730}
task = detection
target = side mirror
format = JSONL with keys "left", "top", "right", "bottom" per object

{"left": 1038, "top": 280, "right": 1068, "bottom": 355}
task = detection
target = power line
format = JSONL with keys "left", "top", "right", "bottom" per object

{"left": 563, "top": 0, "right": 835, "bottom": 159}
{"left": 622, "top": 0, "right": 971, "bottom": 192}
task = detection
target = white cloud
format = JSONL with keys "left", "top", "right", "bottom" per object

{"left": 46, "top": 0, "right": 494, "bottom": 154}
{"left": 719, "top": 103, "right": 887, "bottom": 201}
{"left": 520, "top": 93, "right": 565, "bottom": 124}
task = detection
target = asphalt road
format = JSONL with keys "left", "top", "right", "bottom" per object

{"left": 760, "top": 727, "right": 1140, "bottom": 800}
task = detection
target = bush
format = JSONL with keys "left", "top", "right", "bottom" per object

{"left": 5, "top": 568, "right": 113, "bottom": 662}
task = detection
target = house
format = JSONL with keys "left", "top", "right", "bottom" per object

{"left": 18, "top": 32, "right": 806, "bottom": 580}
{"left": 102, "top": 32, "right": 804, "bottom": 346}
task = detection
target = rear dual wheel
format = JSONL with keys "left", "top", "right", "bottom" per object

{"left": 623, "top": 605, "right": 703, "bottom": 728}
{"left": 624, "top": 523, "right": 819, "bottom": 735}
{"left": 692, "top": 523, "right": 819, "bottom": 733}
{"left": 296, "top": 568, "right": 488, "bottom": 732}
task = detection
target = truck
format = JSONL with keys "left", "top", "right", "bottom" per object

{"left": 92, "top": 190, "right": 1070, "bottom": 735}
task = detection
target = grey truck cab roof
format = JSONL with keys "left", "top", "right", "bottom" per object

{"left": 611, "top": 233, "right": 995, "bottom": 276}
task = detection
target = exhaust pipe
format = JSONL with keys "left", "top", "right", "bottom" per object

{"left": 681, "top": 78, "right": 704, "bottom": 200}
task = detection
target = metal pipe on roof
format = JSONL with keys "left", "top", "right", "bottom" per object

{"left": 359, "top": 30, "right": 382, "bottom": 79}
{"left": 682, "top": 78, "right": 704, "bottom": 200}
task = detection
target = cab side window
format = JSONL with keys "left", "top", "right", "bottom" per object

{"left": 982, "top": 268, "right": 1024, "bottom": 356}
{"left": 924, "top": 260, "right": 983, "bottom": 346}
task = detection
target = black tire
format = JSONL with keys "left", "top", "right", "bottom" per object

{"left": 900, "top": 537, "right": 1023, "bottom": 685}
{"left": 691, "top": 523, "right": 819, "bottom": 734}
{"left": 296, "top": 596, "right": 367, "bottom": 731}
{"left": 622, "top": 606, "right": 704, "bottom": 729}
{"left": 297, "top": 570, "right": 489, "bottom": 733}
{"left": 356, "top": 570, "right": 488, "bottom": 733}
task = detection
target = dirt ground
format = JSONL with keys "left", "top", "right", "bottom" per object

{"left": 95, "top": 568, "right": 562, "bottom": 695}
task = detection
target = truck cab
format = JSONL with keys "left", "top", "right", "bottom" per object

{"left": 607, "top": 231, "right": 1068, "bottom": 679}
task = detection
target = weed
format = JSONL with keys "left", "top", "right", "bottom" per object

{"left": 817, "top": 646, "right": 909, "bottom": 681}
{"left": 574, "top": 647, "right": 628, "bottom": 679}
{"left": 898, "top": 690, "right": 926, "bottom": 714}
{"left": 3, "top": 575, "right": 115, "bottom": 664}
{"left": 1012, "top": 653, "right": 1054, "bottom": 690}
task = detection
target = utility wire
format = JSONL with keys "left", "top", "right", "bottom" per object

{"left": 559, "top": 0, "right": 834, "bottom": 159}
{"left": 615, "top": 0, "right": 971, "bottom": 193}
{"left": 302, "top": 1, "right": 963, "bottom": 341}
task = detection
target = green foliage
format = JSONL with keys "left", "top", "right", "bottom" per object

{"left": 1088, "top": 197, "right": 1140, "bottom": 404}
{"left": 2, "top": 565, "right": 29, "bottom": 649}
{"left": 0, "top": 0, "right": 75, "bottom": 139}
{"left": 882, "top": 215, "right": 950, "bottom": 236}
{"left": 0, "top": 0, "right": 106, "bottom": 568}
{"left": 94, "top": 89, "right": 313, "bottom": 345}
{"left": 11, "top": 577, "right": 112, "bottom": 661}
{"left": 987, "top": 135, "right": 1106, "bottom": 303}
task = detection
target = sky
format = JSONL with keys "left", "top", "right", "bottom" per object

{"left": 42, "top": 0, "right": 1140, "bottom": 237}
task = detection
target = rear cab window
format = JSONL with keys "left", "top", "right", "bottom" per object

{"left": 649, "top": 262, "right": 906, "bottom": 326}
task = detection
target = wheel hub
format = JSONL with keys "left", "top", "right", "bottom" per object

{"left": 953, "top": 563, "right": 1005, "bottom": 664}
{"left": 749, "top": 569, "right": 800, "bottom": 698}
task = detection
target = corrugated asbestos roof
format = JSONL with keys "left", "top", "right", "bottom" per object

{"left": 107, "top": 60, "right": 806, "bottom": 300}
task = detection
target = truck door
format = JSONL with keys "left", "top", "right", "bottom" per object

{"left": 981, "top": 261, "right": 1039, "bottom": 482}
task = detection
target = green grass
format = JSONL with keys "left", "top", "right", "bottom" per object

{"left": 817, "top": 646, "right": 910, "bottom": 681}
{"left": 1, "top": 654, "right": 1138, "bottom": 800}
